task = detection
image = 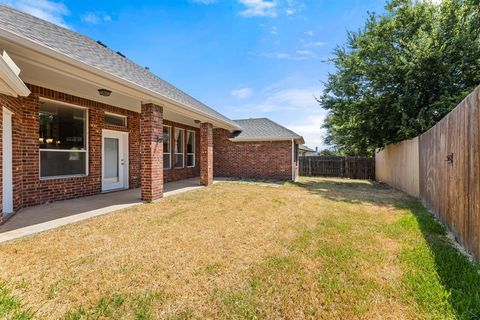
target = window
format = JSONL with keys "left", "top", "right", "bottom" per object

{"left": 105, "top": 113, "right": 127, "bottom": 127}
{"left": 186, "top": 131, "right": 195, "bottom": 167}
{"left": 174, "top": 128, "right": 184, "bottom": 168}
{"left": 163, "top": 126, "right": 171, "bottom": 169}
{"left": 39, "top": 101, "right": 87, "bottom": 178}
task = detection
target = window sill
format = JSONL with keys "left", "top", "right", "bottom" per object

{"left": 104, "top": 124, "right": 128, "bottom": 130}
{"left": 40, "top": 174, "right": 88, "bottom": 181}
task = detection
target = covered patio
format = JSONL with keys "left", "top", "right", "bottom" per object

{"left": 0, "top": 178, "right": 208, "bottom": 243}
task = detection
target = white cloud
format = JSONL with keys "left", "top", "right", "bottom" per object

{"left": 2, "top": 0, "right": 70, "bottom": 28}
{"left": 233, "top": 85, "right": 320, "bottom": 112}
{"left": 239, "top": 0, "right": 277, "bottom": 17}
{"left": 81, "top": 12, "right": 112, "bottom": 24}
{"left": 296, "top": 49, "right": 312, "bottom": 55}
{"left": 232, "top": 88, "right": 254, "bottom": 99}
{"left": 191, "top": 0, "right": 217, "bottom": 4}
{"left": 226, "top": 78, "right": 326, "bottom": 148}
{"left": 305, "top": 30, "right": 314, "bottom": 36}
{"left": 304, "top": 41, "right": 325, "bottom": 47}
{"left": 287, "top": 113, "right": 327, "bottom": 149}
{"left": 285, "top": 0, "right": 303, "bottom": 16}
{"left": 263, "top": 49, "right": 321, "bottom": 60}
{"left": 257, "top": 87, "right": 318, "bottom": 111}
{"left": 268, "top": 52, "right": 291, "bottom": 59}
{"left": 245, "top": 88, "right": 326, "bottom": 147}
{"left": 285, "top": 7, "right": 296, "bottom": 15}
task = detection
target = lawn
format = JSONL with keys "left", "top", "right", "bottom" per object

{"left": 0, "top": 178, "right": 480, "bottom": 319}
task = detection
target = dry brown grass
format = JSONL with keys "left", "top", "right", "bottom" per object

{"left": 0, "top": 177, "right": 472, "bottom": 319}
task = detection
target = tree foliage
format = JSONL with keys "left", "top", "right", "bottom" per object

{"left": 318, "top": 148, "right": 339, "bottom": 156}
{"left": 320, "top": 0, "right": 480, "bottom": 156}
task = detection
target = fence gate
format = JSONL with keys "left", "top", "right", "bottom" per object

{"left": 299, "top": 156, "right": 375, "bottom": 180}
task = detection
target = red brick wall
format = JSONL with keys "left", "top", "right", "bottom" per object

{"left": 200, "top": 123, "right": 213, "bottom": 186}
{"left": 0, "top": 94, "right": 25, "bottom": 222}
{"left": 213, "top": 128, "right": 294, "bottom": 180}
{"left": 163, "top": 120, "right": 200, "bottom": 183}
{"left": 0, "top": 84, "right": 142, "bottom": 220}
{"left": 294, "top": 143, "right": 299, "bottom": 181}
{"left": 140, "top": 103, "right": 163, "bottom": 201}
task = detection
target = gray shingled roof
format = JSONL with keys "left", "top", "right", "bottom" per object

{"left": 299, "top": 144, "right": 315, "bottom": 152}
{"left": 231, "top": 118, "right": 304, "bottom": 143}
{"left": 0, "top": 5, "right": 240, "bottom": 129}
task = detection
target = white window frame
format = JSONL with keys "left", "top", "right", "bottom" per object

{"left": 163, "top": 125, "right": 171, "bottom": 170}
{"left": 104, "top": 112, "right": 127, "bottom": 127}
{"left": 174, "top": 128, "right": 185, "bottom": 169}
{"left": 38, "top": 98, "right": 89, "bottom": 180}
{"left": 186, "top": 130, "right": 195, "bottom": 168}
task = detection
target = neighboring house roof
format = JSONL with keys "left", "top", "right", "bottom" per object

{"left": 299, "top": 145, "right": 315, "bottom": 152}
{"left": 0, "top": 5, "right": 241, "bottom": 130}
{"left": 231, "top": 118, "right": 305, "bottom": 144}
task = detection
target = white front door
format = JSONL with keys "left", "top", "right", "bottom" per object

{"left": 102, "top": 130, "right": 128, "bottom": 192}
{"left": 2, "top": 107, "right": 13, "bottom": 214}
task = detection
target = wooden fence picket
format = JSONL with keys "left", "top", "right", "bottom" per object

{"left": 299, "top": 156, "right": 375, "bottom": 180}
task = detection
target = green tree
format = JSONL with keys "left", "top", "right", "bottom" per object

{"left": 320, "top": 0, "right": 480, "bottom": 156}
{"left": 318, "top": 148, "right": 338, "bottom": 156}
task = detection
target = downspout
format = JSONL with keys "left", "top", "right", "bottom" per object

{"left": 291, "top": 139, "right": 295, "bottom": 181}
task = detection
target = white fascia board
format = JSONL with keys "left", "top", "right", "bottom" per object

{"left": 0, "top": 51, "right": 30, "bottom": 97}
{"left": 0, "top": 30, "right": 240, "bottom": 131}
{"left": 2, "top": 51, "right": 20, "bottom": 75}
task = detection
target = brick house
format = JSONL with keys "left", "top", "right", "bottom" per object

{"left": 0, "top": 5, "right": 304, "bottom": 223}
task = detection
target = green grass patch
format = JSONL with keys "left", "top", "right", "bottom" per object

{"left": 386, "top": 199, "right": 480, "bottom": 319}
{"left": 60, "top": 291, "right": 165, "bottom": 320}
{"left": 0, "top": 282, "right": 33, "bottom": 320}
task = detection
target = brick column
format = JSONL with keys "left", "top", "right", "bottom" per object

{"left": 140, "top": 103, "right": 163, "bottom": 201}
{"left": 200, "top": 122, "right": 213, "bottom": 186}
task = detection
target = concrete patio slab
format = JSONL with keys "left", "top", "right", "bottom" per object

{"left": 0, "top": 177, "right": 204, "bottom": 243}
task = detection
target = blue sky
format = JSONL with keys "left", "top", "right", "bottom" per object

{"left": 2, "top": 0, "right": 387, "bottom": 149}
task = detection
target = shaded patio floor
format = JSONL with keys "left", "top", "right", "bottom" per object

{"left": 0, "top": 177, "right": 205, "bottom": 242}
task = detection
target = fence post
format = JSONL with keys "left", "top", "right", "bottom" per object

{"left": 364, "top": 158, "right": 367, "bottom": 180}
{"left": 308, "top": 157, "right": 312, "bottom": 177}
{"left": 340, "top": 158, "right": 344, "bottom": 177}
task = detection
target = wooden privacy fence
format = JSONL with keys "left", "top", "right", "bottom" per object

{"left": 419, "top": 88, "right": 480, "bottom": 259}
{"left": 299, "top": 156, "right": 375, "bottom": 179}
{"left": 375, "top": 85, "right": 480, "bottom": 260}
{"left": 375, "top": 137, "right": 420, "bottom": 197}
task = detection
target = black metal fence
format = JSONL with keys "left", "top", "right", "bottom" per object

{"left": 299, "top": 156, "right": 375, "bottom": 180}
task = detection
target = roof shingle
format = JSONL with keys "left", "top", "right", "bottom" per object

{"left": 231, "top": 118, "right": 304, "bottom": 143}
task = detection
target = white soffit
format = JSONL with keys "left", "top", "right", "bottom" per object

{"left": 0, "top": 50, "right": 30, "bottom": 97}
